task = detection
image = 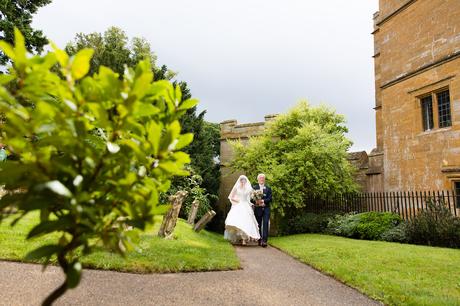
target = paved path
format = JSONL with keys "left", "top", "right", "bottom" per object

{"left": 0, "top": 246, "right": 379, "bottom": 306}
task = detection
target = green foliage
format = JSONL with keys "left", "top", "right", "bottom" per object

{"left": 0, "top": 0, "right": 51, "bottom": 65}
{"left": 405, "top": 199, "right": 460, "bottom": 248}
{"left": 65, "top": 26, "right": 163, "bottom": 79}
{"left": 326, "top": 212, "right": 402, "bottom": 240}
{"left": 230, "top": 101, "right": 357, "bottom": 215}
{"left": 0, "top": 29, "right": 195, "bottom": 303}
{"left": 380, "top": 222, "right": 409, "bottom": 243}
{"left": 66, "top": 27, "right": 221, "bottom": 209}
{"left": 163, "top": 167, "right": 215, "bottom": 221}
{"left": 183, "top": 120, "right": 220, "bottom": 207}
{"left": 279, "top": 212, "right": 335, "bottom": 235}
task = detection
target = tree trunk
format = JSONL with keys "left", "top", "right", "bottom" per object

{"left": 158, "top": 190, "right": 188, "bottom": 238}
{"left": 193, "top": 210, "right": 216, "bottom": 232}
{"left": 187, "top": 199, "right": 200, "bottom": 225}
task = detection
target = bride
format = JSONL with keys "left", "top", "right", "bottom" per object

{"left": 224, "top": 175, "right": 261, "bottom": 245}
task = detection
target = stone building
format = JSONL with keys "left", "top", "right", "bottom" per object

{"left": 371, "top": 0, "right": 460, "bottom": 193}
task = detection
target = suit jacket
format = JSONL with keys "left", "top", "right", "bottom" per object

{"left": 252, "top": 184, "right": 272, "bottom": 207}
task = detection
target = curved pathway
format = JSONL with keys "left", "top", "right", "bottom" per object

{"left": 0, "top": 246, "right": 379, "bottom": 306}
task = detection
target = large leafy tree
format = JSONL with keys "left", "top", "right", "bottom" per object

{"left": 231, "top": 101, "right": 358, "bottom": 216}
{"left": 66, "top": 27, "right": 221, "bottom": 207}
{"left": 0, "top": 0, "right": 51, "bottom": 65}
{"left": 0, "top": 30, "right": 195, "bottom": 304}
{"left": 65, "top": 27, "right": 168, "bottom": 79}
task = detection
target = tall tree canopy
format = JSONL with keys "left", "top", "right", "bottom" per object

{"left": 0, "top": 0, "right": 51, "bottom": 65}
{"left": 231, "top": 101, "right": 358, "bottom": 215}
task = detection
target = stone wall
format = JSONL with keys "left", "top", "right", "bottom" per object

{"left": 373, "top": 0, "right": 460, "bottom": 191}
{"left": 347, "top": 151, "right": 369, "bottom": 192}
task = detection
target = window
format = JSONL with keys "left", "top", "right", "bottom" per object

{"left": 419, "top": 88, "right": 452, "bottom": 131}
{"left": 421, "top": 95, "right": 434, "bottom": 131}
{"left": 455, "top": 182, "right": 460, "bottom": 209}
{"left": 437, "top": 90, "right": 452, "bottom": 128}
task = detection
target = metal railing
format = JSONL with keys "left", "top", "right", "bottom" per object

{"left": 304, "top": 191, "right": 459, "bottom": 219}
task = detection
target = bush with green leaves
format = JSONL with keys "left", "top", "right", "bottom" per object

{"left": 161, "top": 167, "right": 215, "bottom": 222}
{"left": 405, "top": 199, "right": 460, "bottom": 248}
{"left": 0, "top": 29, "right": 195, "bottom": 305}
{"left": 380, "top": 222, "right": 409, "bottom": 243}
{"left": 326, "top": 212, "right": 402, "bottom": 240}
{"left": 230, "top": 101, "right": 357, "bottom": 216}
{"left": 279, "top": 212, "right": 336, "bottom": 235}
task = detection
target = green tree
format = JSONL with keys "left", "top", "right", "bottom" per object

{"left": 0, "top": 0, "right": 51, "bottom": 65}
{"left": 182, "top": 116, "right": 220, "bottom": 196}
{"left": 65, "top": 26, "right": 160, "bottom": 78}
{"left": 0, "top": 29, "right": 195, "bottom": 304}
{"left": 231, "top": 101, "right": 357, "bottom": 215}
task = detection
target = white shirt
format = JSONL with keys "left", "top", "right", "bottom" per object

{"left": 259, "top": 184, "right": 264, "bottom": 190}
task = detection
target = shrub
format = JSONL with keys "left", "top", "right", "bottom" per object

{"left": 161, "top": 169, "right": 214, "bottom": 222}
{"left": 406, "top": 199, "right": 460, "bottom": 248}
{"left": 326, "top": 212, "right": 361, "bottom": 237}
{"left": 281, "top": 213, "right": 336, "bottom": 235}
{"left": 381, "top": 222, "right": 409, "bottom": 243}
{"left": 327, "top": 212, "right": 402, "bottom": 240}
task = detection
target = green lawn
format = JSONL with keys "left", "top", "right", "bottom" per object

{"left": 271, "top": 234, "right": 460, "bottom": 305}
{"left": 0, "top": 213, "right": 240, "bottom": 273}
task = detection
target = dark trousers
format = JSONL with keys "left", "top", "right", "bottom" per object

{"left": 255, "top": 207, "right": 270, "bottom": 242}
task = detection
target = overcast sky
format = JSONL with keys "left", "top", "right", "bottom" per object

{"left": 33, "top": 0, "right": 379, "bottom": 152}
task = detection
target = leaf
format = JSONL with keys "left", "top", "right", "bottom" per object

{"left": 51, "top": 42, "right": 69, "bottom": 67}
{"left": 172, "top": 151, "right": 191, "bottom": 165}
{"left": 14, "top": 28, "right": 27, "bottom": 64}
{"left": 174, "top": 85, "right": 182, "bottom": 106}
{"left": 66, "top": 261, "right": 82, "bottom": 288}
{"left": 178, "top": 98, "right": 198, "bottom": 111}
{"left": 0, "top": 41, "right": 15, "bottom": 61}
{"left": 27, "top": 217, "right": 72, "bottom": 239}
{"left": 175, "top": 133, "right": 194, "bottom": 150}
{"left": 131, "top": 61, "right": 153, "bottom": 99}
{"left": 160, "top": 121, "right": 181, "bottom": 152}
{"left": 132, "top": 102, "right": 160, "bottom": 118}
{"left": 64, "top": 99, "right": 77, "bottom": 112}
{"left": 147, "top": 121, "right": 161, "bottom": 156}
{"left": 71, "top": 48, "right": 94, "bottom": 80}
{"left": 73, "top": 175, "right": 83, "bottom": 187}
{"left": 25, "top": 245, "right": 62, "bottom": 261}
{"left": 86, "top": 103, "right": 110, "bottom": 128}
{"left": 107, "top": 142, "right": 120, "bottom": 154}
{"left": 36, "top": 181, "right": 73, "bottom": 198}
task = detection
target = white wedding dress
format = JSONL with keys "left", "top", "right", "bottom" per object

{"left": 224, "top": 176, "right": 261, "bottom": 243}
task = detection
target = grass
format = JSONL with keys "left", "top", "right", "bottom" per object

{"left": 0, "top": 212, "right": 240, "bottom": 273}
{"left": 270, "top": 234, "right": 460, "bottom": 305}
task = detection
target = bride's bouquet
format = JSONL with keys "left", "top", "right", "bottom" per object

{"left": 251, "top": 190, "right": 264, "bottom": 207}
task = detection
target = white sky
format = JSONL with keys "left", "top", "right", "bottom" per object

{"left": 33, "top": 0, "right": 379, "bottom": 152}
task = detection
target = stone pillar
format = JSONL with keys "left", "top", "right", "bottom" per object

{"left": 194, "top": 210, "right": 216, "bottom": 232}
{"left": 158, "top": 190, "right": 188, "bottom": 238}
{"left": 187, "top": 199, "right": 200, "bottom": 225}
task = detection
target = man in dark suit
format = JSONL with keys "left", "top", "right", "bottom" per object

{"left": 252, "top": 173, "right": 272, "bottom": 248}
